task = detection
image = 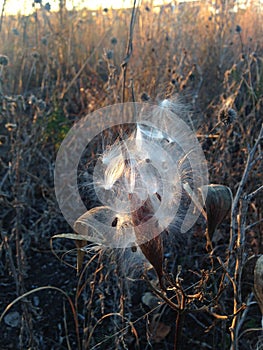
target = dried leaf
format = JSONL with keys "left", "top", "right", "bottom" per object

{"left": 75, "top": 239, "right": 87, "bottom": 274}
{"left": 53, "top": 233, "right": 88, "bottom": 274}
{"left": 4, "top": 311, "right": 21, "bottom": 328}
{"left": 254, "top": 255, "right": 263, "bottom": 316}
{"left": 198, "top": 184, "right": 233, "bottom": 248}
{"left": 142, "top": 292, "right": 160, "bottom": 308}
{"left": 149, "top": 314, "right": 171, "bottom": 343}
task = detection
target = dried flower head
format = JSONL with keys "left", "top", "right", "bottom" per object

{"left": 31, "top": 51, "right": 40, "bottom": 60}
{"left": 220, "top": 108, "right": 237, "bottom": 125}
{"left": 5, "top": 123, "right": 17, "bottom": 131}
{"left": 12, "top": 28, "right": 19, "bottom": 36}
{"left": 140, "top": 92, "right": 151, "bottom": 102}
{"left": 44, "top": 2, "right": 51, "bottom": 11}
{"left": 235, "top": 25, "right": 242, "bottom": 33}
{"left": 0, "top": 55, "right": 9, "bottom": 66}
{"left": 105, "top": 49, "right": 114, "bottom": 60}
{"left": 28, "top": 95, "right": 37, "bottom": 105}
{"left": 37, "top": 99, "right": 46, "bottom": 111}
{"left": 41, "top": 37, "right": 48, "bottom": 46}
{"left": 111, "top": 37, "right": 118, "bottom": 45}
{"left": 226, "top": 108, "right": 237, "bottom": 124}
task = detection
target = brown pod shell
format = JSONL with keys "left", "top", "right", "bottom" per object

{"left": 198, "top": 184, "right": 233, "bottom": 241}
{"left": 130, "top": 193, "right": 165, "bottom": 290}
{"left": 241, "top": 255, "right": 259, "bottom": 301}
{"left": 139, "top": 235, "right": 164, "bottom": 290}
{"left": 254, "top": 255, "right": 263, "bottom": 316}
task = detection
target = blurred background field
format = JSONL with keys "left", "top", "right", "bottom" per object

{"left": 0, "top": 0, "right": 263, "bottom": 349}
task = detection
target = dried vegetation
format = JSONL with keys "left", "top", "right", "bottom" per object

{"left": 0, "top": 0, "right": 263, "bottom": 349}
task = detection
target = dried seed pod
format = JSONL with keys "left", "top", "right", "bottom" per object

{"left": 241, "top": 255, "right": 259, "bottom": 301}
{"left": 142, "top": 292, "right": 160, "bottom": 308}
{"left": 149, "top": 314, "right": 171, "bottom": 343}
{"left": 139, "top": 235, "right": 164, "bottom": 289}
{"left": 198, "top": 184, "right": 233, "bottom": 249}
{"left": 74, "top": 206, "right": 131, "bottom": 273}
{"left": 129, "top": 193, "right": 165, "bottom": 290}
{"left": 254, "top": 255, "right": 263, "bottom": 319}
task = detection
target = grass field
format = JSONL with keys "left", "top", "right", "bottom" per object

{"left": 0, "top": 1, "right": 263, "bottom": 349}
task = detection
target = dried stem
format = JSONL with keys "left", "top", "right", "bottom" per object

{"left": 228, "top": 123, "right": 263, "bottom": 265}
{"left": 121, "top": 0, "right": 138, "bottom": 103}
{"left": 0, "top": 0, "right": 6, "bottom": 32}
{"left": 228, "top": 123, "right": 263, "bottom": 350}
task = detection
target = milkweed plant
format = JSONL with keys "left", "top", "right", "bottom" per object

{"left": 53, "top": 97, "right": 240, "bottom": 349}
{"left": 54, "top": 97, "right": 211, "bottom": 281}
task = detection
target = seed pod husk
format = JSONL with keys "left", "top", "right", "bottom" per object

{"left": 129, "top": 193, "right": 165, "bottom": 290}
{"left": 198, "top": 184, "right": 233, "bottom": 249}
{"left": 241, "top": 255, "right": 259, "bottom": 301}
{"left": 254, "top": 255, "right": 263, "bottom": 317}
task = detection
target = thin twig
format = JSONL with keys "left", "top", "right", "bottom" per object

{"left": 60, "top": 24, "right": 115, "bottom": 99}
{"left": 228, "top": 123, "right": 263, "bottom": 261}
{"left": 0, "top": 0, "right": 6, "bottom": 32}
{"left": 228, "top": 123, "right": 263, "bottom": 350}
{"left": 121, "top": 0, "right": 138, "bottom": 103}
{"left": 246, "top": 185, "right": 263, "bottom": 201}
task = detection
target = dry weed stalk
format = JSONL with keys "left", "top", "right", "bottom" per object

{"left": 0, "top": 1, "right": 263, "bottom": 349}
{"left": 228, "top": 124, "right": 263, "bottom": 350}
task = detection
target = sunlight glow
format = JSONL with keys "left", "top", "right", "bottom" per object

{"left": 0, "top": 0, "right": 167, "bottom": 15}
{"left": 1, "top": 0, "right": 261, "bottom": 16}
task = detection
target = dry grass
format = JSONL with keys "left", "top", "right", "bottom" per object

{"left": 0, "top": 1, "right": 263, "bottom": 349}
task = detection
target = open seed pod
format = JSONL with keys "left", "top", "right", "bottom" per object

{"left": 254, "top": 255, "right": 263, "bottom": 320}
{"left": 198, "top": 184, "right": 233, "bottom": 249}
{"left": 74, "top": 206, "right": 134, "bottom": 272}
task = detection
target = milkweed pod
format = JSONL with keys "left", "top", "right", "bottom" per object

{"left": 74, "top": 206, "right": 135, "bottom": 248}
{"left": 130, "top": 193, "right": 165, "bottom": 290}
{"left": 241, "top": 255, "right": 259, "bottom": 302}
{"left": 198, "top": 184, "right": 233, "bottom": 245}
{"left": 254, "top": 255, "right": 263, "bottom": 326}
